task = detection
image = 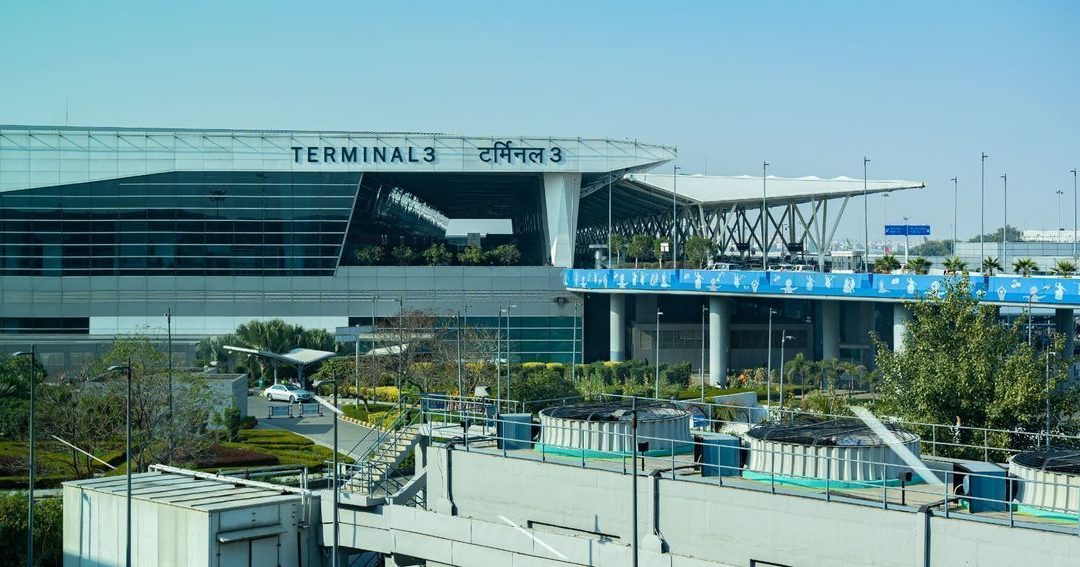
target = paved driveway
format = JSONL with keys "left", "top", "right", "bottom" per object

{"left": 246, "top": 395, "right": 378, "bottom": 460}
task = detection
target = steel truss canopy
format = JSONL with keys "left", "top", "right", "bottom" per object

{"left": 577, "top": 173, "right": 926, "bottom": 267}
{"left": 222, "top": 345, "right": 336, "bottom": 367}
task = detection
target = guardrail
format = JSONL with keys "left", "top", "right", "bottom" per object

{"left": 419, "top": 396, "right": 1080, "bottom": 537}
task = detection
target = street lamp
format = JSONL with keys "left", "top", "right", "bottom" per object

{"left": 980, "top": 153, "right": 988, "bottom": 260}
{"left": 607, "top": 172, "right": 614, "bottom": 267}
{"left": 99, "top": 360, "right": 133, "bottom": 567}
{"left": 672, "top": 165, "right": 681, "bottom": 268}
{"left": 503, "top": 303, "right": 517, "bottom": 403}
{"left": 312, "top": 376, "right": 343, "bottom": 567}
{"left": 1002, "top": 174, "right": 1008, "bottom": 269}
{"left": 1072, "top": 168, "right": 1078, "bottom": 264}
{"left": 766, "top": 308, "right": 776, "bottom": 407}
{"left": 778, "top": 333, "right": 794, "bottom": 408}
{"left": 164, "top": 308, "right": 173, "bottom": 463}
{"left": 1056, "top": 190, "right": 1065, "bottom": 232}
{"left": 700, "top": 302, "right": 708, "bottom": 400}
{"left": 654, "top": 309, "right": 663, "bottom": 399}
{"left": 630, "top": 396, "right": 640, "bottom": 567}
{"left": 1045, "top": 350, "right": 1056, "bottom": 447}
{"left": 571, "top": 302, "right": 580, "bottom": 382}
{"left": 12, "top": 347, "right": 36, "bottom": 567}
{"left": 863, "top": 156, "right": 871, "bottom": 273}
{"left": 951, "top": 177, "right": 958, "bottom": 254}
{"left": 761, "top": 161, "right": 769, "bottom": 270}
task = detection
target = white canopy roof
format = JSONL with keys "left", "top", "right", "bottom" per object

{"left": 223, "top": 345, "right": 336, "bottom": 367}
{"left": 626, "top": 173, "right": 926, "bottom": 208}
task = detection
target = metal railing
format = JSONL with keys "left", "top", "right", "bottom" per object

{"left": 419, "top": 396, "right": 1080, "bottom": 537}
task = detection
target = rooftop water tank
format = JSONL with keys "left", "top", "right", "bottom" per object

{"left": 538, "top": 401, "right": 691, "bottom": 457}
{"left": 1009, "top": 449, "right": 1080, "bottom": 514}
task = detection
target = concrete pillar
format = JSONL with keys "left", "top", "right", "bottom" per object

{"left": 541, "top": 172, "right": 582, "bottom": 267}
{"left": 709, "top": 296, "right": 730, "bottom": 387}
{"left": 821, "top": 300, "right": 840, "bottom": 361}
{"left": 1055, "top": 308, "right": 1075, "bottom": 357}
{"left": 609, "top": 294, "right": 626, "bottom": 361}
{"left": 892, "top": 303, "right": 911, "bottom": 353}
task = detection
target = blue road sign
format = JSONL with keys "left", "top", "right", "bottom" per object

{"left": 885, "top": 225, "right": 931, "bottom": 236}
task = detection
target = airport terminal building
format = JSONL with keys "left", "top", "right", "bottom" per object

{"left": 1, "top": 124, "right": 941, "bottom": 377}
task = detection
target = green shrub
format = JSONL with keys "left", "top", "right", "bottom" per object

{"left": 354, "top": 245, "right": 384, "bottom": 265}
{"left": 422, "top": 243, "right": 453, "bottom": 266}
{"left": 490, "top": 244, "right": 521, "bottom": 265}
{"left": 391, "top": 245, "right": 415, "bottom": 265}
{"left": 458, "top": 246, "right": 487, "bottom": 265}
{"left": 0, "top": 493, "right": 62, "bottom": 566}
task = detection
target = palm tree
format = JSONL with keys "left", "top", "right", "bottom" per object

{"left": 1052, "top": 259, "right": 1077, "bottom": 277}
{"left": 943, "top": 257, "right": 968, "bottom": 275}
{"left": 1012, "top": 257, "right": 1039, "bottom": 277}
{"left": 872, "top": 254, "right": 901, "bottom": 274}
{"left": 904, "top": 257, "right": 931, "bottom": 275}
{"left": 982, "top": 257, "right": 1002, "bottom": 276}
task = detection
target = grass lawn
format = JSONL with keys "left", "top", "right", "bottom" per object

{"left": 0, "top": 440, "right": 120, "bottom": 488}
{"left": 216, "top": 429, "right": 353, "bottom": 470}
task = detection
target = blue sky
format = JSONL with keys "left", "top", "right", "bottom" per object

{"left": 2, "top": 0, "right": 1077, "bottom": 241}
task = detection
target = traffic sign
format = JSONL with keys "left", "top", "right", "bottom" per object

{"left": 885, "top": 225, "right": 930, "bottom": 236}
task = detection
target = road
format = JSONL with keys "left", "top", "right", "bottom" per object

{"left": 246, "top": 395, "right": 378, "bottom": 460}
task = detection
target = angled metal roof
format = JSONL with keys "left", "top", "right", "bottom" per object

{"left": 64, "top": 471, "right": 301, "bottom": 512}
{"left": 627, "top": 173, "right": 926, "bottom": 208}
{"left": 223, "top": 345, "right": 336, "bottom": 366}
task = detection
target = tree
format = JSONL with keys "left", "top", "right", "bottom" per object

{"left": 968, "top": 225, "right": 1022, "bottom": 243}
{"left": 1052, "top": 259, "right": 1077, "bottom": 277}
{"left": 874, "top": 275, "right": 1079, "bottom": 458}
{"left": 683, "top": 236, "right": 715, "bottom": 268}
{"left": 627, "top": 235, "right": 653, "bottom": 268}
{"left": 872, "top": 254, "right": 900, "bottom": 273}
{"left": 391, "top": 244, "right": 415, "bottom": 265}
{"left": 458, "top": 245, "right": 487, "bottom": 266}
{"left": 197, "top": 319, "right": 337, "bottom": 383}
{"left": 1012, "top": 257, "right": 1039, "bottom": 277}
{"left": 354, "top": 245, "right": 383, "bottom": 265}
{"left": 942, "top": 257, "right": 968, "bottom": 274}
{"left": 490, "top": 243, "right": 521, "bottom": 265}
{"left": 609, "top": 233, "right": 627, "bottom": 266}
{"left": 422, "top": 243, "right": 453, "bottom": 266}
{"left": 982, "top": 257, "right": 1002, "bottom": 276}
{"left": 911, "top": 239, "right": 954, "bottom": 257}
{"left": 904, "top": 257, "right": 931, "bottom": 275}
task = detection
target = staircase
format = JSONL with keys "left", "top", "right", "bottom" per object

{"left": 342, "top": 400, "right": 423, "bottom": 500}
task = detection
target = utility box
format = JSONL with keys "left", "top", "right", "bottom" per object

{"left": 497, "top": 413, "right": 534, "bottom": 450}
{"left": 64, "top": 469, "right": 321, "bottom": 566}
{"left": 700, "top": 433, "right": 741, "bottom": 477}
{"left": 959, "top": 460, "right": 1008, "bottom": 513}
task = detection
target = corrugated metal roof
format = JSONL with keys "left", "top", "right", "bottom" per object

{"left": 64, "top": 471, "right": 300, "bottom": 511}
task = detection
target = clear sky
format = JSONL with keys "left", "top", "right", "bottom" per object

{"left": 2, "top": 0, "right": 1077, "bottom": 242}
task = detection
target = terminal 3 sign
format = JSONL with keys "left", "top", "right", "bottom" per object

{"left": 290, "top": 140, "right": 564, "bottom": 165}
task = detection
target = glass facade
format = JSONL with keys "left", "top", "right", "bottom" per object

{"left": 0, "top": 171, "right": 357, "bottom": 276}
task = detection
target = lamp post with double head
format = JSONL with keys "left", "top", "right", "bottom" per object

{"left": 1045, "top": 350, "right": 1056, "bottom": 447}
{"left": 100, "top": 361, "right": 133, "bottom": 567}
{"left": 313, "top": 376, "right": 342, "bottom": 567}
{"left": 761, "top": 161, "right": 769, "bottom": 270}
{"left": 164, "top": 308, "right": 173, "bottom": 463}
{"left": 672, "top": 164, "right": 681, "bottom": 268}
{"left": 980, "top": 153, "right": 988, "bottom": 260}
{"left": 12, "top": 347, "right": 36, "bottom": 567}
{"left": 863, "top": 157, "right": 871, "bottom": 272}
{"left": 766, "top": 308, "right": 776, "bottom": 408}
{"left": 1072, "top": 168, "right": 1078, "bottom": 264}
{"left": 654, "top": 309, "right": 663, "bottom": 399}
{"left": 700, "top": 302, "right": 708, "bottom": 399}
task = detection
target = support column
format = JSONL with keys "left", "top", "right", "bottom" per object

{"left": 821, "top": 300, "right": 840, "bottom": 361}
{"left": 893, "top": 303, "right": 911, "bottom": 353}
{"left": 1055, "top": 308, "right": 1075, "bottom": 357}
{"left": 609, "top": 294, "right": 626, "bottom": 361}
{"left": 541, "top": 172, "right": 582, "bottom": 268}
{"left": 709, "top": 296, "right": 730, "bottom": 387}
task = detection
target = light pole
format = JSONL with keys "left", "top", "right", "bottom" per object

{"left": 1045, "top": 350, "right": 1056, "bottom": 447}
{"left": 164, "top": 308, "right": 173, "bottom": 463}
{"left": 903, "top": 216, "right": 911, "bottom": 265}
{"left": 396, "top": 296, "right": 403, "bottom": 409}
{"left": 762, "top": 161, "right": 769, "bottom": 270}
{"left": 1072, "top": 168, "right": 1078, "bottom": 264}
{"left": 951, "top": 177, "right": 958, "bottom": 254}
{"left": 571, "top": 302, "right": 579, "bottom": 381}
{"left": 1056, "top": 190, "right": 1065, "bottom": 232}
{"left": 980, "top": 153, "right": 988, "bottom": 260}
{"left": 766, "top": 308, "right": 776, "bottom": 408}
{"left": 607, "top": 173, "right": 614, "bottom": 266}
{"left": 700, "top": 303, "right": 708, "bottom": 400}
{"left": 654, "top": 309, "right": 663, "bottom": 399}
{"left": 312, "top": 376, "right": 342, "bottom": 567}
{"left": 779, "top": 333, "right": 793, "bottom": 408}
{"left": 630, "top": 396, "right": 640, "bottom": 567}
{"left": 101, "top": 360, "right": 133, "bottom": 567}
{"left": 1001, "top": 174, "right": 1008, "bottom": 269}
{"left": 504, "top": 303, "right": 516, "bottom": 402}
{"left": 456, "top": 312, "right": 463, "bottom": 397}
{"left": 12, "top": 347, "right": 36, "bottom": 567}
{"left": 863, "top": 157, "right": 871, "bottom": 272}
{"left": 672, "top": 164, "right": 681, "bottom": 268}
{"left": 370, "top": 296, "right": 378, "bottom": 396}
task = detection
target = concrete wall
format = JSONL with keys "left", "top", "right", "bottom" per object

{"left": 350, "top": 445, "right": 1080, "bottom": 567}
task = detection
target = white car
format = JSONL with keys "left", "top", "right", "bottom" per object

{"left": 262, "top": 383, "right": 314, "bottom": 403}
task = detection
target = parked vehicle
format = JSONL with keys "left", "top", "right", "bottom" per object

{"left": 263, "top": 382, "right": 314, "bottom": 403}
